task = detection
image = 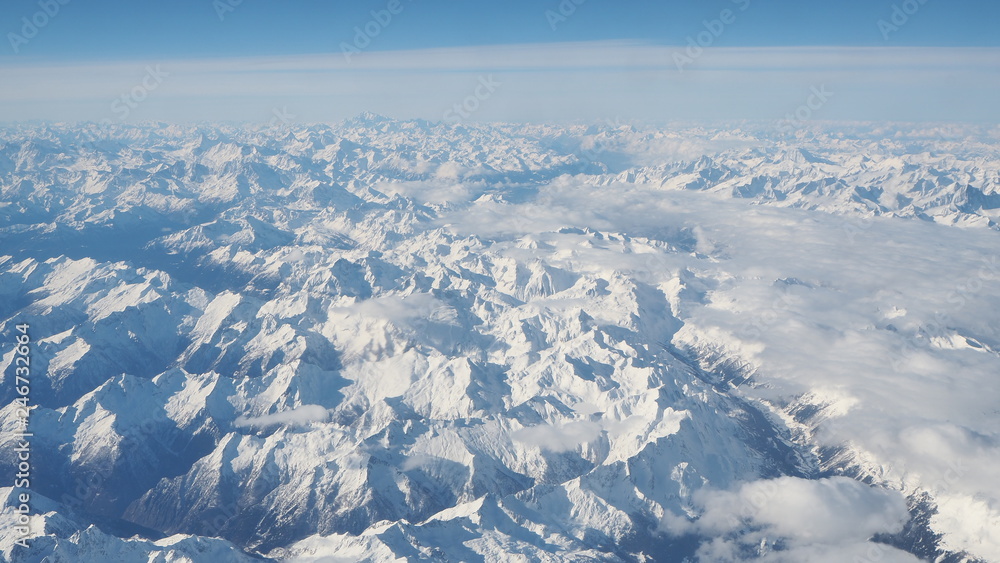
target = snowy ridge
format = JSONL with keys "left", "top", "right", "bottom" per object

{"left": 0, "top": 120, "right": 998, "bottom": 562}
{"left": 0, "top": 487, "right": 258, "bottom": 562}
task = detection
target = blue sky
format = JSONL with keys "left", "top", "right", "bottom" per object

{"left": 1, "top": 0, "right": 999, "bottom": 123}
{"left": 4, "top": 0, "right": 1000, "bottom": 59}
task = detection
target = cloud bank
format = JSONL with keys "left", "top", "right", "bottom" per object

{"left": 663, "top": 476, "right": 919, "bottom": 562}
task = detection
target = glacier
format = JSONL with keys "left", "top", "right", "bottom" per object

{"left": 0, "top": 118, "right": 998, "bottom": 562}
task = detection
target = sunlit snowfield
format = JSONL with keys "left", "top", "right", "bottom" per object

{"left": 1, "top": 118, "right": 998, "bottom": 562}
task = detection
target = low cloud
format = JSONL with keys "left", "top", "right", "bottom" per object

{"left": 662, "top": 476, "right": 918, "bottom": 562}
{"left": 511, "top": 420, "right": 603, "bottom": 452}
{"left": 330, "top": 294, "right": 444, "bottom": 324}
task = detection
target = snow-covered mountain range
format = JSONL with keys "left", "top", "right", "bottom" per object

{"left": 1, "top": 117, "right": 998, "bottom": 562}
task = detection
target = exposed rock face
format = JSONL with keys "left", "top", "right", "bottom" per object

{"left": 1, "top": 120, "right": 997, "bottom": 562}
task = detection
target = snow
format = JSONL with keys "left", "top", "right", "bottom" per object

{"left": 661, "top": 476, "right": 917, "bottom": 562}
{"left": 0, "top": 119, "right": 997, "bottom": 561}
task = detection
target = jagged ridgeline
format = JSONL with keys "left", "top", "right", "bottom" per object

{"left": 0, "top": 119, "right": 997, "bottom": 562}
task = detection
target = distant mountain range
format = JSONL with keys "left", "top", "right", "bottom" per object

{"left": 1, "top": 119, "right": 997, "bottom": 562}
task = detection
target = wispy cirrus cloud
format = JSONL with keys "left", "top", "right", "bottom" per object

{"left": 1, "top": 42, "right": 998, "bottom": 123}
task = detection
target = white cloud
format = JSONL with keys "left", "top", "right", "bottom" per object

{"left": 433, "top": 170, "right": 1000, "bottom": 560}
{"left": 1, "top": 43, "right": 998, "bottom": 123}
{"left": 931, "top": 493, "right": 1000, "bottom": 561}
{"left": 511, "top": 420, "right": 603, "bottom": 452}
{"left": 664, "top": 476, "right": 918, "bottom": 562}
{"left": 377, "top": 179, "right": 477, "bottom": 206}
{"left": 329, "top": 294, "right": 445, "bottom": 325}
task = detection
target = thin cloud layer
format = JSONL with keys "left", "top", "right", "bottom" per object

{"left": 1, "top": 43, "right": 998, "bottom": 123}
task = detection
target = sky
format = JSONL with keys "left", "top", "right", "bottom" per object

{"left": 1, "top": 0, "right": 999, "bottom": 123}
